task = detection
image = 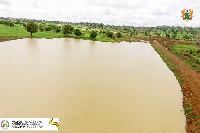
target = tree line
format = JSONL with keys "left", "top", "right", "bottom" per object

{"left": 24, "top": 21, "right": 122, "bottom": 39}
{"left": 1, "top": 18, "right": 200, "bottom": 41}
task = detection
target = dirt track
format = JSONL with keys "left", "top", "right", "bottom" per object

{"left": 151, "top": 39, "right": 200, "bottom": 132}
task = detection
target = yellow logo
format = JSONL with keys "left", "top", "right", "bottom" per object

{"left": 181, "top": 9, "right": 193, "bottom": 21}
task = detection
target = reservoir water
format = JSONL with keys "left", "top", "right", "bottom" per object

{"left": 0, "top": 38, "right": 186, "bottom": 132}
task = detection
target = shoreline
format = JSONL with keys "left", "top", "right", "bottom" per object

{"left": 0, "top": 36, "right": 199, "bottom": 132}
{"left": 130, "top": 36, "right": 200, "bottom": 132}
{"left": 0, "top": 37, "right": 24, "bottom": 42}
{"left": 149, "top": 39, "right": 200, "bottom": 133}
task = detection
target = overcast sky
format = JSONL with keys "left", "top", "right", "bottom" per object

{"left": 0, "top": 0, "right": 200, "bottom": 27}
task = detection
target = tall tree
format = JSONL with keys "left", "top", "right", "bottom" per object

{"left": 26, "top": 21, "right": 38, "bottom": 37}
{"left": 63, "top": 25, "right": 74, "bottom": 36}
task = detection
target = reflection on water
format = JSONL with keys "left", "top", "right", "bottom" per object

{"left": 0, "top": 38, "right": 186, "bottom": 133}
{"left": 27, "top": 38, "right": 38, "bottom": 45}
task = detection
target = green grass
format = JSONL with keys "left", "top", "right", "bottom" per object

{"left": 0, "top": 24, "right": 142, "bottom": 43}
{"left": 170, "top": 44, "right": 200, "bottom": 72}
{"left": 0, "top": 24, "right": 123, "bottom": 42}
{"left": 0, "top": 24, "right": 29, "bottom": 37}
{"left": 185, "top": 105, "right": 198, "bottom": 119}
{"left": 0, "top": 24, "right": 66, "bottom": 39}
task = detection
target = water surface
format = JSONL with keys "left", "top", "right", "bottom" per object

{"left": 0, "top": 38, "right": 186, "bottom": 133}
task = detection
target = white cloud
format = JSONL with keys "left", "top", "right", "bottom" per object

{"left": 0, "top": 0, "right": 199, "bottom": 27}
{"left": 0, "top": 0, "right": 11, "bottom": 5}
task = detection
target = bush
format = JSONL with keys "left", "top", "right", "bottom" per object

{"left": 8, "top": 22, "right": 14, "bottom": 27}
{"left": 38, "top": 24, "right": 45, "bottom": 32}
{"left": 22, "top": 23, "right": 27, "bottom": 28}
{"left": 116, "top": 32, "right": 122, "bottom": 38}
{"left": 0, "top": 20, "right": 14, "bottom": 27}
{"left": 106, "top": 31, "right": 113, "bottom": 38}
{"left": 74, "top": 29, "right": 82, "bottom": 36}
{"left": 55, "top": 26, "right": 61, "bottom": 33}
{"left": 40, "top": 27, "right": 44, "bottom": 32}
{"left": 90, "top": 31, "right": 97, "bottom": 39}
{"left": 45, "top": 26, "right": 51, "bottom": 31}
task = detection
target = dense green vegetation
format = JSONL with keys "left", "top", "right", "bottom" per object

{"left": 161, "top": 42, "right": 200, "bottom": 72}
{"left": 1, "top": 17, "right": 200, "bottom": 42}
{"left": 171, "top": 44, "right": 200, "bottom": 72}
{"left": 74, "top": 29, "right": 82, "bottom": 36}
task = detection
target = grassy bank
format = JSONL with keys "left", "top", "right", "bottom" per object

{"left": 161, "top": 42, "right": 200, "bottom": 73}
{"left": 0, "top": 24, "right": 123, "bottom": 43}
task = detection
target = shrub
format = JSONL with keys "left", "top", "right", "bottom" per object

{"left": 55, "top": 26, "right": 61, "bottom": 33}
{"left": 90, "top": 31, "right": 97, "bottom": 39}
{"left": 116, "top": 32, "right": 122, "bottom": 38}
{"left": 74, "top": 29, "right": 82, "bottom": 36}
{"left": 45, "top": 26, "right": 51, "bottom": 31}
{"left": 106, "top": 31, "right": 113, "bottom": 38}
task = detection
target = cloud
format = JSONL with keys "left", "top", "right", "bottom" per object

{"left": 0, "top": 0, "right": 11, "bottom": 5}
{"left": 0, "top": 0, "right": 199, "bottom": 27}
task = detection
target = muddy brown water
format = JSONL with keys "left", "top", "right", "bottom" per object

{"left": 0, "top": 38, "right": 186, "bottom": 133}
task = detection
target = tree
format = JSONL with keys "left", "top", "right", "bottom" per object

{"left": 99, "top": 23, "right": 104, "bottom": 28}
{"left": 39, "top": 26, "right": 44, "bottom": 32}
{"left": 38, "top": 24, "right": 45, "bottom": 32}
{"left": 116, "top": 32, "right": 122, "bottom": 38}
{"left": 74, "top": 29, "right": 82, "bottom": 36}
{"left": 26, "top": 21, "right": 38, "bottom": 37}
{"left": 106, "top": 31, "right": 113, "bottom": 38}
{"left": 63, "top": 24, "right": 74, "bottom": 36}
{"left": 90, "top": 31, "right": 97, "bottom": 39}
{"left": 55, "top": 26, "right": 61, "bottom": 33}
{"left": 45, "top": 26, "right": 51, "bottom": 31}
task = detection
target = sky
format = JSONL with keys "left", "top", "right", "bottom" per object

{"left": 0, "top": 0, "right": 200, "bottom": 27}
